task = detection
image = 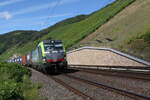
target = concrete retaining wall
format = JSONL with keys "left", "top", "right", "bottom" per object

{"left": 67, "top": 47, "right": 150, "bottom": 67}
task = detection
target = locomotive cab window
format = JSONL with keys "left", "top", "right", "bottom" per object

{"left": 54, "top": 43, "right": 63, "bottom": 50}
{"left": 44, "top": 43, "right": 63, "bottom": 52}
{"left": 44, "top": 44, "right": 54, "bottom": 52}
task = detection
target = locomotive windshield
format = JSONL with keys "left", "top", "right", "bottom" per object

{"left": 44, "top": 42, "right": 63, "bottom": 52}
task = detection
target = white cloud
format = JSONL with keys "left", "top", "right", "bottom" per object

{"left": 0, "top": 0, "right": 79, "bottom": 20}
{"left": 13, "top": 2, "right": 57, "bottom": 16}
{"left": 13, "top": 0, "right": 80, "bottom": 16}
{"left": 0, "top": 12, "right": 12, "bottom": 20}
{"left": 0, "top": 0, "right": 24, "bottom": 7}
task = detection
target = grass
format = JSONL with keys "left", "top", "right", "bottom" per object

{"left": 0, "top": 62, "right": 41, "bottom": 100}
{"left": 74, "top": 0, "right": 150, "bottom": 61}
{"left": 0, "top": 0, "right": 135, "bottom": 60}
{"left": 124, "top": 28, "right": 150, "bottom": 60}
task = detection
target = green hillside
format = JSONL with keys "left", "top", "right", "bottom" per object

{"left": 0, "top": 30, "right": 37, "bottom": 55}
{"left": 0, "top": 0, "right": 135, "bottom": 60}
{"left": 74, "top": 0, "right": 150, "bottom": 61}
{"left": 33, "top": 14, "right": 89, "bottom": 40}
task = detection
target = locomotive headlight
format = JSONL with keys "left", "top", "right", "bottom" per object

{"left": 42, "top": 57, "right": 46, "bottom": 63}
{"left": 43, "top": 59, "right": 46, "bottom": 61}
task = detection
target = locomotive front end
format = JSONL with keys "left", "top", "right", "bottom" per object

{"left": 43, "top": 40, "right": 67, "bottom": 72}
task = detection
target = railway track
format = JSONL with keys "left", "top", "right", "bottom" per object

{"left": 30, "top": 67, "right": 150, "bottom": 100}
{"left": 63, "top": 74, "right": 150, "bottom": 100}
{"left": 70, "top": 67, "right": 150, "bottom": 81}
{"left": 49, "top": 75, "right": 94, "bottom": 100}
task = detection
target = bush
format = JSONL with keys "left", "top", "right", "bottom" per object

{"left": 0, "top": 80, "right": 23, "bottom": 100}
{"left": 142, "top": 31, "right": 150, "bottom": 43}
{"left": 0, "top": 63, "right": 40, "bottom": 100}
{"left": 0, "top": 63, "right": 30, "bottom": 82}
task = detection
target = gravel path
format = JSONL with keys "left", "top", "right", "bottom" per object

{"left": 55, "top": 74, "right": 133, "bottom": 100}
{"left": 30, "top": 68, "right": 83, "bottom": 100}
{"left": 68, "top": 71, "right": 150, "bottom": 97}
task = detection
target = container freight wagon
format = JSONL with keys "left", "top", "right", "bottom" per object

{"left": 30, "top": 40, "right": 67, "bottom": 73}
{"left": 7, "top": 56, "right": 22, "bottom": 64}
{"left": 22, "top": 55, "right": 27, "bottom": 65}
{"left": 16, "top": 56, "right": 22, "bottom": 64}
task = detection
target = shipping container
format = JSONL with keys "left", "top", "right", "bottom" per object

{"left": 22, "top": 55, "right": 27, "bottom": 65}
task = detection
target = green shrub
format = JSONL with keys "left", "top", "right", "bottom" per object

{"left": 0, "top": 63, "right": 40, "bottom": 100}
{"left": 142, "top": 31, "right": 150, "bottom": 43}
{"left": 0, "top": 80, "right": 23, "bottom": 100}
{"left": 0, "top": 63, "right": 29, "bottom": 82}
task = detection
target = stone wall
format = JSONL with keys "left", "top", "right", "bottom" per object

{"left": 67, "top": 48, "right": 148, "bottom": 67}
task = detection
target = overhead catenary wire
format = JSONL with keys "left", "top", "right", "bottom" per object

{"left": 41, "top": 0, "right": 62, "bottom": 28}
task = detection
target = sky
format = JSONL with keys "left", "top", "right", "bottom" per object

{"left": 0, "top": 0, "right": 115, "bottom": 34}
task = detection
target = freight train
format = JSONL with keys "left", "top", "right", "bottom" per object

{"left": 7, "top": 40, "right": 68, "bottom": 73}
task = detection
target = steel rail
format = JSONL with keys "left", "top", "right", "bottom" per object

{"left": 64, "top": 74, "right": 150, "bottom": 100}
{"left": 69, "top": 64, "right": 150, "bottom": 70}
{"left": 70, "top": 67, "right": 150, "bottom": 81}
{"left": 50, "top": 76, "right": 94, "bottom": 100}
{"left": 70, "top": 67, "right": 150, "bottom": 75}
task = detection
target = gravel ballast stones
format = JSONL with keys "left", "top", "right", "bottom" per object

{"left": 30, "top": 68, "right": 83, "bottom": 100}
{"left": 68, "top": 71, "right": 150, "bottom": 97}
{"left": 55, "top": 74, "right": 134, "bottom": 100}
